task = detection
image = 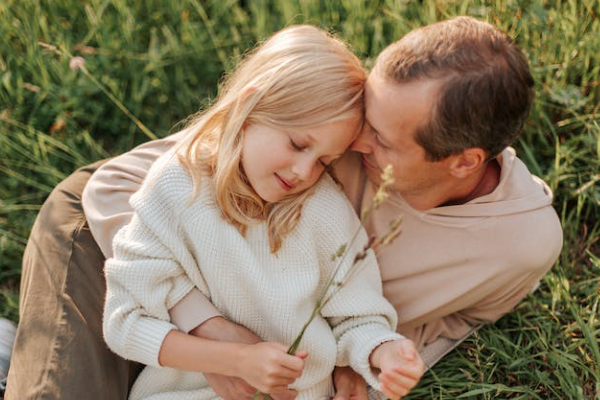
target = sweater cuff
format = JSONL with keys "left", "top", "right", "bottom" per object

{"left": 128, "top": 318, "right": 177, "bottom": 367}
{"left": 346, "top": 324, "right": 403, "bottom": 391}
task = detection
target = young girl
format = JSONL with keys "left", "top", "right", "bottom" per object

{"left": 103, "top": 25, "right": 424, "bottom": 400}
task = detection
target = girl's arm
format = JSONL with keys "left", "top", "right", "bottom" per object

{"left": 158, "top": 330, "right": 306, "bottom": 395}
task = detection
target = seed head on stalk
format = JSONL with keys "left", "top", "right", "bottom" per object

{"left": 253, "top": 165, "right": 403, "bottom": 400}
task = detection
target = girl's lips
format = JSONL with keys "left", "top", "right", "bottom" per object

{"left": 275, "top": 174, "right": 295, "bottom": 191}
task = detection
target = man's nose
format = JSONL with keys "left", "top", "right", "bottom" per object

{"left": 350, "top": 126, "right": 374, "bottom": 154}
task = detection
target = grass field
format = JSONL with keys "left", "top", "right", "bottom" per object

{"left": 1, "top": 0, "right": 599, "bottom": 398}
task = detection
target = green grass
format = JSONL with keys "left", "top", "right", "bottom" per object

{"left": 1, "top": 0, "right": 598, "bottom": 398}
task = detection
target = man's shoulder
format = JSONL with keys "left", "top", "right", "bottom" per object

{"left": 496, "top": 204, "right": 563, "bottom": 269}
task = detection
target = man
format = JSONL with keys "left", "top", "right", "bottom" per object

{"left": 6, "top": 16, "right": 562, "bottom": 400}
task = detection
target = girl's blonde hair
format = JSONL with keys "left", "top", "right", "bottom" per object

{"left": 178, "top": 25, "right": 366, "bottom": 253}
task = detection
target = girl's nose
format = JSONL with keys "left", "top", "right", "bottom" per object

{"left": 292, "top": 154, "right": 317, "bottom": 181}
{"left": 350, "top": 125, "right": 375, "bottom": 154}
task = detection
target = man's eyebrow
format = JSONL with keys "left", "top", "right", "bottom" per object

{"left": 367, "top": 120, "right": 393, "bottom": 147}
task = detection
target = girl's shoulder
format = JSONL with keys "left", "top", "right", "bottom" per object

{"left": 132, "top": 149, "right": 208, "bottom": 211}
{"left": 301, "top": 173, "right": 361, "bottom": 230}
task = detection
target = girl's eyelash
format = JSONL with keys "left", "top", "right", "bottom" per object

{"left": 290, "top": 138, "right": 328, "bottom": 167}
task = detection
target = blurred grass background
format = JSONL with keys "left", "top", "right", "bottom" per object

{"left": 0, "top": 0, "right": 598, "bottom": 398}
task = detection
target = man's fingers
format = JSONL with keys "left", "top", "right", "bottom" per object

{"left": 332, "top": 379, "right": 352, "bottom": 400}
{"left": 205, "top": 374, "right": 256, "bottom": 400}
{"left": 351, "top": 379, "right": 368, "bottom": 400}
{"left": 270, "top": 388, "right": 298, "bottom": 400}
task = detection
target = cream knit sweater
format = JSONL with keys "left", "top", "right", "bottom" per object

{"left": 103, "top": 151, "right": 402, "bottom": 400}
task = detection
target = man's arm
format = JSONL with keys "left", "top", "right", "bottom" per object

{"left": 405, "top": 220, "right": 562, "bottom": 365}
{"left": 82, "top": 129, "right": 224, "bottom": 329}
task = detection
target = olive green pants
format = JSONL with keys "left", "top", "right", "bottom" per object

{"left": 5, "top": 161, "right": 143, "bottom": 400}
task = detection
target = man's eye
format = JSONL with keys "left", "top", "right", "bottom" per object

{"left": 290, "top": 140, "right": 305, "bottom": 151}
{"left": 374, "top": 133, "right": 389, "bottom": 149}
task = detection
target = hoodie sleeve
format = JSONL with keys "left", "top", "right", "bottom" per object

{"left": 82, "top": 130, "right": 222, "bottom": 333}
{"left": 408, "top": 206, "right": 563, "bottom": 350}
{"left": 82, "top": 130, "right": 185, "bottom": 259}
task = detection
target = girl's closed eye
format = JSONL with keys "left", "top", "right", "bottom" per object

{"left": 290, "top": 139, "right": 306, "bottom": 152}
{"left": 289, "top": 138, "right": 331, "bottom": 167}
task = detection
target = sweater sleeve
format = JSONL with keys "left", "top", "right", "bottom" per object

{"left": 306, "top": 177, "right": 402, "bottom": 391}
{"left": 102, "top": 158, "right": 208, "bottom": 367}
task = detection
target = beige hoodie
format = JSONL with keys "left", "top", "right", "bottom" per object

{"left": 82, "top": 130, "right": 562, "bottom": 349}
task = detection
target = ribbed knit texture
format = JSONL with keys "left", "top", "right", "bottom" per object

{"left": 103, "top": 151, "right": 402, "bottom": 400}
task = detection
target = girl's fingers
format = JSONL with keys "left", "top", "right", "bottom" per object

{"left": 294, "top": 349, "right": 309, "bottom": 359}
{"left": 379, "top": 372, "right": 410, "bottom": 398}
{"left": 380, "top": 382, "right": 401, "bottom": 400}
{"left": 279, "top": 353, "right": 306, "bottom": 373}
{"left": 392, "top": 361, "right": 424, "bottom": 381}
{"left": 397, "top": 339, "right": 417, "bottom": 361}
{"left": 274, "top": 364, "right": 303, "bottom": 380}
{"left": 266, "top": 342, "right": 291, "bottom": 352}
{"left": 383, "top": 368, "right": 418, "bottom": 391}
{"left": 264, "top": 342, "right": 306, "bottom": 374}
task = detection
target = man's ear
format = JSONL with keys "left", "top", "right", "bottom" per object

{"left": 448, "top": 148, "right": 487, "bottom": 179}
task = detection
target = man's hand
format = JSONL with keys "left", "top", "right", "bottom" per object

{"left": 189, "top": 316, "right": 298, "bottom": 400}
{"left": 369, "top": 338, "right": 425, "bottom": 400}
{"left": 332, "top": 366, "right": 368, "bottom": 400}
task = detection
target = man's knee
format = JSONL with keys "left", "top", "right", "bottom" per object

{"left": 7, "top": 159, "right": 141, "bottom": 400}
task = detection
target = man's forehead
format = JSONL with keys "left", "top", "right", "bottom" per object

{"left": 365, "top": 72, "right": 442, "bottom": 140}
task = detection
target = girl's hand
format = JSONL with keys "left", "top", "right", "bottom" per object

{"left": 369, "top": 338, "right": 425, "bottom": 400}
{"left": 236, "top": 342, "right": 308, "bottom": 394}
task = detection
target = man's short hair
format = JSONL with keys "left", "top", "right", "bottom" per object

{"left": 375, "top": 16, "right": 534, "bottom": 161}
